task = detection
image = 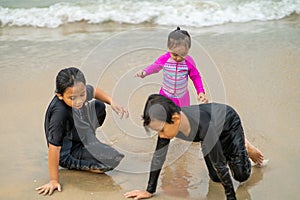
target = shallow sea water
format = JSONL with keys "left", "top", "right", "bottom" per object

{"left": 0, "top": 16, "right": 300, "bottom": 199}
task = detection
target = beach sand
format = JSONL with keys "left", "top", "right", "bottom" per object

{"left": 0, "top": 15, "right": 300, "bottom": 200}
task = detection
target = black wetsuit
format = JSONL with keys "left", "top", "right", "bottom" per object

{"left": 146, "top": 103, "right": 251, "bottom": 200}
{"left": 44, "top": 85, "right": 124, "bottom": 172}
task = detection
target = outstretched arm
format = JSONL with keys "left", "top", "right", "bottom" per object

{"left": 35, "top": 144, "right": 62, "bottom": 195}
{"left": 186, "top": 56, "right": 208, "bottom": 103}
{"left": 94, "top": 87, "right": 129, "bottom": 119}
{"left": 135, "top": 52, "right": 170, "bottom": 79}
{"left": 94, "top": 87, "right": 112, "bottom": 105}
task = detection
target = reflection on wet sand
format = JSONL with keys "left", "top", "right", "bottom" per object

{"left": 206, "top": 167, "right": 267, "bottom": 200}
{"left": 59, "top": 169, "right": 121, "bottom": 192}
{"left": 235, "top": 167, "right": 267, "bottom": 199}
{"left": 161, "top": 158, "right": 192, "bottom": 198}
{"left": 159, "top": 141, "right": 267, "bottom": 200}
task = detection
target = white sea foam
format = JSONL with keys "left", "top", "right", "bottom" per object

{"left": 0, "top": 0, "right": 299, "bottom": 28}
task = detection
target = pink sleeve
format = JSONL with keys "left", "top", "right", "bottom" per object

{"left": 144, "top": 52, "right": 170, "bottom": 75}
{"left": 186, "top": 55, "right": 205, "bottom": 94}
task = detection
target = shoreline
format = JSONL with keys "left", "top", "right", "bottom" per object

{"left": 1, "top": 13, "right": 299, "bottom": 40}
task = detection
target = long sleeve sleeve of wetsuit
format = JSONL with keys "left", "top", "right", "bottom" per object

{"left": 146, "top": 137, "right": 170, "bottom": 194}
{"left": 143, "top": 52, "right": 170, "bottom": 76}
{"left": 205, "top": 140, "right": 236, "bottom": 200}
{"left": 185, "top": 56, "right": 205, "bottom": 94}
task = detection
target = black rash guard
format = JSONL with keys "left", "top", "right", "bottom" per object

{"left": 146, "top": 103, "right": 250, "bottom": 200}
{"left": 44, "top": 85, "right": 124, "bottom": 170}
{"left": 44, "top": 85, "right": 95, "bottom": 146}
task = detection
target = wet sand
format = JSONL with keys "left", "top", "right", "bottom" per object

{"left": 0, "top": 16, "right": 300, "bottom": 199}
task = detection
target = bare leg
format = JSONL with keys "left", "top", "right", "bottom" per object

{"left": 245, "top": 138, "right": 264, "bottom": 166}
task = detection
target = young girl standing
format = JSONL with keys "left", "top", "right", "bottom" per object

{"left": 135, "top": 27, "right": 264, "bottom": 166}
{"left": 135, "top": 27, "right": 208, "bottom": 107}
{"left": 36, "top": 67, "right": 128, "bottom": 195}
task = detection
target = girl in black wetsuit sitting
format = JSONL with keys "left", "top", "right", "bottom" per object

{"left": 125, "top": 94, "right": 254, "bottom": 200}
{"left": 36, "top": 67, "right": 128, "bottom": 195}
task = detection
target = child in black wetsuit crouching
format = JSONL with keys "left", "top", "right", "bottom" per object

{"left": 125, "top": 94, "right": 253, "bottom": 200}
{"left": 36, "top": 67, "right": 128, "bottom": 195}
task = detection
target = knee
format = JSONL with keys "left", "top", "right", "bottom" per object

{"left": 232, "top": 167, "right": 251, "bottom": 182}
{"left": 233, "top": 172, "right": 250, "bottom": 182}
{"left": 102, "top": 152, "right": 125, "bottom": 169}
{"left": 209, "top": 173, "right": 221, "bottom": 183}
{"left": 230, "top": 155, "right": 251, "bottom": 182}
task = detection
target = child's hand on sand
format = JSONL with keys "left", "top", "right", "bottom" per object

{"left": 124, "top": 190, "right": 152, "bottom": 200}
{"left": 35, "top": 180, "right": 62, "bottom": 195}
{"left": 198, "top": 92, "right": 208, "bottom": 103}
{"left": 135, "top": 70, "right": 146, "bottom": 78}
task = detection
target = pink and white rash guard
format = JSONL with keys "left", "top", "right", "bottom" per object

{"left": 143, "top": 52, "right": 205, "bottom": 107}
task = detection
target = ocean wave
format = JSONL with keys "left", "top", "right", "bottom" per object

{"left": 0, "top": 0, "right": 299, "bottom": 28}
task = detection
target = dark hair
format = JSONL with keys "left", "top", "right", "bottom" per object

{"left": 142, "top": 94, "right": 181, "bottom": 127}
{"left": 167, "top": 27, "right": 191, "bottom": 50}
{"left": 55, "top": 67, "right": 86, "bottom": 94}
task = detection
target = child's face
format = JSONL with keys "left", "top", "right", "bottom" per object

{"left": 169, "top": 45, "right": 189, "bottom": 62}
{"left": 148, "top": 118, "right": 180, "bottom": 139}
{"left": 57, "top": 82, "right": 87, "bottom": 109}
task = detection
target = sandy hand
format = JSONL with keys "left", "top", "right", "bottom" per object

{"left": 35, "top": 180, "right": 62, "bottom": 195}
{"left": 124, "top": 190, "right": 152, "bottom": 200}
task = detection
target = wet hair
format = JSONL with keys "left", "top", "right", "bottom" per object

{"left": 167, "top": 27, "right": 191, "bottom": 50}
{"left": 55, "top": 67, "right": 86, "bottom": 95}
{"left": 142, "top": 94, "right": 181, "bottom": 127}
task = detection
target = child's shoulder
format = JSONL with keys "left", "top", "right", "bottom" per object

{"left": 47, "top": 97, "right": 71, "bottom": 116}
{"left": 159, "top": 52, "right": 171, "bottom": 58}
{"left": 155, "top": 52, "right": 171, "bottom": 63}
{"left": 185, "top": 55, "right": 196, "bottom": 66}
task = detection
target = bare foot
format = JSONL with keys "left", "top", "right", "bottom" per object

{"left": 245, "top": 139, "right": 264, "bottom": 166}
{"left": 89, "top": 169, "right": 104, "bottom": 174}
